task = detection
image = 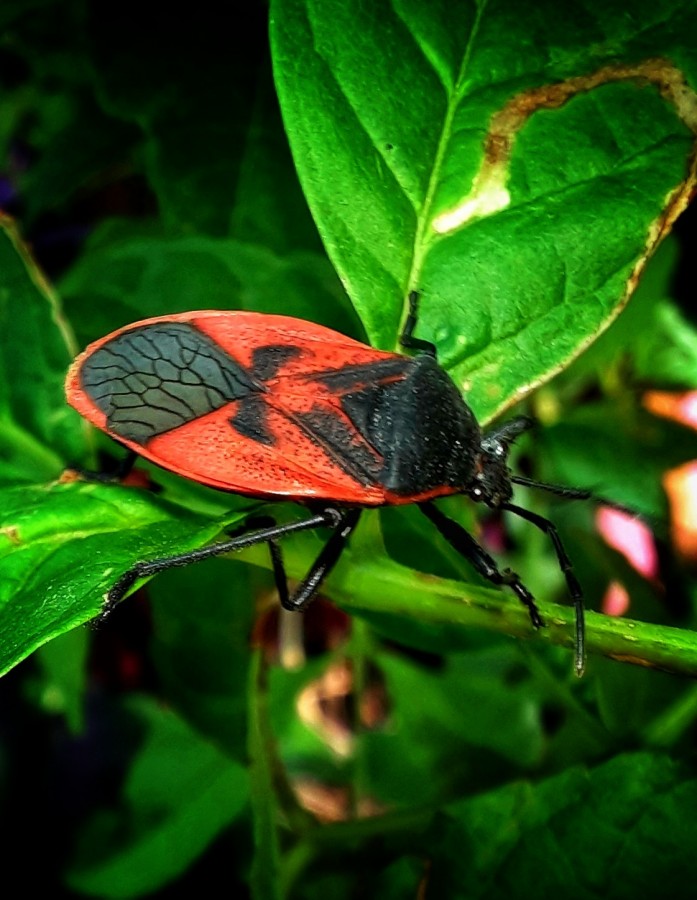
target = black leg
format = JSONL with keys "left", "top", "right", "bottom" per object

{"left": 101, "top": 507, "right": 342, "bottom": 620}
{"left": 267, "top": 540, "right": 290, "bottom": 609}
{"left": 113, "top": 449, "right": 139, "bottom": 480}
{"left": 225, "top": 514, "right": 291, "bottom": 608}
{"left": 222, "top": 509, "right": 360, "bottom": 613}
{"left": 399, "top": 290, "right": 437, "bottom": 357}
{"left": 283, "top": 509, "right": 362, "bottom": 611}
{"left": 503, "top": 501, "right": 586, "bottom": 675}
{"left": 418, "top": 502, "right": 544, "bottom": 629}
{"left": 69, "top": 448, "right": 140, "bottom": 485}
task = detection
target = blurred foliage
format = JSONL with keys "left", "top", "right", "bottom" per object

{"left": 1, "top": 1, "right": 697, "bottom": 898}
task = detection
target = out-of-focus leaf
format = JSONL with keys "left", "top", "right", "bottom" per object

{"left": 633, "top": 301, "right": 697, "bottom": 389}
{"left": 58, "top": 223, "right": 357, "bottom": 348}
{"left": 426, "top": 752, "right": 697, "bottom": 899}
{"left": 150, "top": 557, "right": 256, "bottom": 761}
{"left": 20, "top": 91, "right": 141, "bottom": 224}
{"left": 34, "top": 627, "right": 89, "bottom": 733}
{"left": 362, "top": 646, "right": 545, "bottom": 807}
{"left": 229, "top": 68, "right": 324, "bottom": 256}
{"left": 66, "top": 694, "right": 249, "bottom": 899}
{"left": 85, "top": 3, "right": 268, "bottom": 235}
{"left": 535, "top": 405, "right": 697, "bottom": 517}
{"left": 0, "top": 216, "right": 87, "bottom": 482}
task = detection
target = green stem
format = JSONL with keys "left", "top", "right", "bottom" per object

{"left": 247, "top": 651, "right": 282, "bottom": 900}
{"left": 239, "top": 534, "right": 697, "bottom": 679}
{"left": 330, "top": 557, "right": 697, "bottom": 679}
{"left": 345, "top": 617, "right": 372, "bottom": 817}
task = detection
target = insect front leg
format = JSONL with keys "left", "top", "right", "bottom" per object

{"left": 418, "top": 501, "right": 545, "bottom": 628}
{"left": 502, "top": 502, "right": 586, "bottom": 675}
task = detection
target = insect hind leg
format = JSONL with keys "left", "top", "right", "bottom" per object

{"left": 418, "top": 502, "right": 544, "bottom": 628}
{"left": 99, "top": 508, "right": 341, "bottom": 622}
{"left": 399, "top": 291, "right": 437, "bottom": 357}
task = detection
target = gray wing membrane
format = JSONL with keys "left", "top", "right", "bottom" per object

{"left": 80, "top": 322, "right": 259, "bottom": 444}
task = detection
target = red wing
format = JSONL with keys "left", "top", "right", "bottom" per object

{"left": 66, "top": 310, "right": 410, "bottom": 504}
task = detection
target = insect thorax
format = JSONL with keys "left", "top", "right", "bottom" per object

{"left": 372, "top": 355, "right": 481, "bottom": 497}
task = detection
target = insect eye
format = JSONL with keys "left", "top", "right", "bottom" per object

{"left": 482, "top": 437, "right": 505, "bottom": 458}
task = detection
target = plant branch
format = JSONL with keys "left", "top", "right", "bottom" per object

{"left": 328, "top": 557, "right": 697, "bottom": 678}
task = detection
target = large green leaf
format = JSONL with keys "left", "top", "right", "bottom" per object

{"left": 58, "top": 223, "right": 357, "bottom": 348}
{"left": 0, "top": 481, "right": 237, "bottom": 677}
{"left": 427, "top": 751, "right": 697, "bottom": 898}
{"left": 272, "top": 0, "right": 697, "bottom": 420}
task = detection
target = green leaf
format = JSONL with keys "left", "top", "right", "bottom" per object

{"left": 150, "top": 557, "right": 256, "bottom": 760}
{"left": 66, "top": 694, "right": 249, "bottom": 899}
{"left": 34, "top": 627, "right": 89, "bottom": 733}
{"left": 20, "top": 90, "right": 140, "bottom": 224}
{"left": 0, "top": 0, "right": 59, "bottom": 31}
{"left": 633, "top": 300, "right": 697, "bottom": 389}
{"left": 58, "top": 223, "right": 357, "bottom": 348}
{"left": 0, "top": 481, "right": 235, "bottom": 677}
{"left": 550, "top": 234, "right": 697, "bottom": 389}
{"left": 272, "top": 0, "right": 697, "bottom": 420}
{"left": 535, "top": 405, "right": 697, "bottom": 517}
{"left": 249, "top": 652, "right": 284, "bottom": 900}
{"left": 427, "top": 752, "right": 697, "bottom": 898}
{"left": 0, "top": 216, "right": 87, "bottom": 482}
{"left": 362, "top": 646, "right": 545, "bottom": 806}
{"left": 228, "top": 68, "right": 326, "bottom": 256}
{"left": 85, "top": 3, "right": 269, "bottom": 235}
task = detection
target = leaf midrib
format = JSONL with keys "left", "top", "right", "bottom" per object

{"left": 400, "top": 0, "right": 490, "bottom": 347}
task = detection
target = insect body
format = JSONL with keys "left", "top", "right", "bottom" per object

{"left": 66, "top": 294, "right": 589, "bottom": 672}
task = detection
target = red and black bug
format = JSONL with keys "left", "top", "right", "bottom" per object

{"left": 66, "top": 293, "right": 605, "bottom": 673}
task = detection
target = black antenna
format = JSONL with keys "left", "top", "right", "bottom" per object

{"left": 510, "top": 474, "right": 641, "bottom": 519}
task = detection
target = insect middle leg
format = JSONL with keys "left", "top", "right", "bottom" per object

{"left": 283, "top": 509, "right": 362, "bottom": 611}
{"left": 418, "top": 501, "right": 544, "bottom": 628}
{"left": 223, "top": 514, "right": 292, "bottom": 608}
{"left": 228, "top": 509, "right": 361, "bottom": 612}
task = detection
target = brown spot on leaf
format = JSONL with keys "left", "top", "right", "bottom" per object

{"left": 435, "top": 58, "right": 697, "bottom": 235}
{"left": 0, "top": 526, "right": 21, "bottom": 545}
{"left": 487, "top": 58, "right": 697, "bottom": 166}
